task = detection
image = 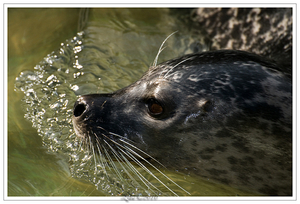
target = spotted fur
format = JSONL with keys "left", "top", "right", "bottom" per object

{"left": 192, "top": 8, "right": 292, "bottom": 74}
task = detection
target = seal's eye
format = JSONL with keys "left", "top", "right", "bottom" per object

{"left": 147, "top": 98, "right": 164, "bottom": 117}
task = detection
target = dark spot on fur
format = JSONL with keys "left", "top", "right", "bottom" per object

{"left": 206, "top": 168, "right": 228, "bottom": 176}
{"left": 218, "top": 178, "right": 230, "bottom": 185}
{"left": 253, "top": 150, "right": 266, "bottom": 158}
{"left": 260, "top": 167, "right": 271, "bottom": 174}
{"left": 215, "top": 144, "right": 227, "bottom": 152}
{"left": 203, "top": 148, "right": 215, "bottom": 154}
{"left": 238, "top": 173, "right": 250, "bottom": 184}
{"left": 259, "top": 185, "right": 279, "bottom": 195}
{"left": 199, "top": 132, "right": 212, "bottom": 139}
{"left": 232, "top": 24, "right": 241, "bottom": 39}
{"left": 215, "top": 128, "right": 233, "bottom": 138}
{"left": 243, "top": 103, "right": 283, "bottom": 121}
{"left": 253, "top": 176, "right": 263, "bottom": 182}
{"left": 272, "top": 124, "right": 292, "bottom": 141}
{"left": 201, "top": 155, "right": 213, "bottom": 160}
{"left": 227, "top": 156, "right": 238, "bottom": 165}
{"left": 199, "top": 148, "right": 216, "bottom": 160}
{"left": 200, "top": 154, "right": 214, "bottom": 160}
{"left": 240, "top": 156, "right": 255, "bottom": 166}
{"left": 232, "top": 137, "right": 250, "bottom": 153}
{"left": 277, "top": 172, "right": 288, "bottom": 181}
{"left": 258, "top": 17, "right": 271, "bottom": 34}
{"left": 192, "top": 140, "right": 198, "bottom": 147}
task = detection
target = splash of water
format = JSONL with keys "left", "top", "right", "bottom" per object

{"left": 15, "top": 31, "right": 192, "bottom": 196}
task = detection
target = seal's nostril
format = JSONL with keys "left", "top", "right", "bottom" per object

{"left": 74, "top": 103, "right": 86, "bottom": 117}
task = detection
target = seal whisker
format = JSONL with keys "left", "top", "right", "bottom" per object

{"left": 88, "top": 134, "right": 94, "bottom": 157}
{"left": 95, "top": 127, "right": 135, "bottom": 144}
{"left": 117, "top": 148, "right": 162, "bottom": 195}
{"left": 96, "top": 126, "right": 106, "bottom": 131}
{"left": 119, "top": 139, "right": 164, "bottom": 167}
{"left": 102, "top": 140, "right": 130, "bottom": 183}
{"left": 118, "top": 146, "right": 181, "bottom": 196}
{"left": 97, "top": 130, "right": 188, "bottom": 195}
{"left": 90, "top": 139, "right": 98, "bottom": 173}
{"left": 101, "top": 139, "right": 113, "bottom": 173}
{"left": 102, "top": 134, "right": 163, "bottom": 195}
{"left": 101, "top": 140, "right": 125, "bottom": 181}
{"left": 95, "top": 143, "right": 105, "bottom": 169}
{"left": 153, "top": 31, "right": 178, "bottom": 67}
{"left": 103, "top": 139, "right": 156, "bottom": 195}
{"left": 163, "top": 56, "right": 195, "bottom": 79}
{"left": 123, "top": 144, "right": 190, "bottom": 195}
{"left": 83, "top": 132, "right": 91, "bottom": 156}
{"left": 77, "top": 137, "right": 84, "bottom": 152}
{"left": 97, "top": 134, "right": 114, "bottom": 172}
{"left": 108, "top": 132, "right": 135, "bottom": 143}
{"left": 154, "top": 46, "right": 166, "bottom": 67}
{"left": 93, "top": 139, "right": 113, "bottom": 183}
{"left": 94, "top": 133, "right": 108, "bottom": 169}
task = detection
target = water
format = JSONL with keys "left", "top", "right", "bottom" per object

{"left": 8, "top": 8, "right": 253, "bottom": 197}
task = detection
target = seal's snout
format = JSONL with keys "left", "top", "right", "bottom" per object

{"left": 73, "top": 94, "right": 114, "bottom": 120}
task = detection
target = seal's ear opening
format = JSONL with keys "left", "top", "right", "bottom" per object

{"left": 202, "top": 100, "right": 214, "bottom": 113}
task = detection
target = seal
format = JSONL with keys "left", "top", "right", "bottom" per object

{"left": 72, "top": 50, "right": 292, "bottom": 196}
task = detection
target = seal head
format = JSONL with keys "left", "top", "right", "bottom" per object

{"left": 72, "top": 50, "right": 292, "bottom": 195}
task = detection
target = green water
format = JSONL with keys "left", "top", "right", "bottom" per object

{"left": 7, "top": 8, "right": 105, "bottom": 196}
{"left": 7, "top": 8, "right": 255, "bottom": 197}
